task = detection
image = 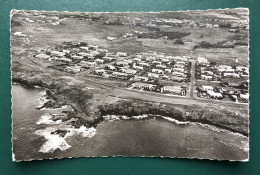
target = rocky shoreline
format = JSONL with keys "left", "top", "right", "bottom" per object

{"left": 12, "top": 76, "right": 249, "bottom": 137}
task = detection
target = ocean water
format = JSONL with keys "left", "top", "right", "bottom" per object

{"left": 12, "top": 84, "right": 249, "bottom": 161}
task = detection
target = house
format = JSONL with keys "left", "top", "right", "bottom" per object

{"left": 57, "top": 57, "right": 72, "bottom": 63}
{"left": 156, "top": 64, "right": 167, "bottom": 69}
{"left": 107, "top": 65, "right": 116, "bottom": 71}
{"left": 65, "top": 66, "right": 81, "bottom": 73}
{"left": 35, "top": 53, "right": 50, "bottom": 59}
{"left": 88, "top": 45, "right": 99, "bottom": 50}
{"left": 80, "top": 61, "right": 97, "bottom": 68}
{"left": 197, "top": 57, "right": 208, "bottom": 65}
{"left": 236, "top": 66, "right": 248, "bottom": 72}
{"left": 80, "top": 46, "right": 89, "bottom": 51}
{"left": 139, "top": 62, "right": 149, "bottom": 67}
{"left": 218, "top": 68, "right": 235, "bottom": 73}
{"left": 146, "top": 56, "right": 156, "bottom": 61}
{"left": 94, "top": 69, "right": 105, "bottom": 75}
{"left": 223, "top": 72, "right": 240, "bottom": 78}
{"left": 51, "top": 51, "right": 66, "bottom": 57}
{"left": 152, "top": 69, "right": 163, "bottom": 74}
{"left": 95, "top": 59, "right": 105, "bottom": 64}
{"left": 133, "top": 64, "right": 144, "bottom": 70}
{"left": 124, "top": 59, "right": 133, "bottom": 64}
{"left": 148, "top": 72, "right": 159, "bottom": 78}
{"left": 201, "top": 85, "right": 214, "bottom": 92}
{"left": 207, "top": 91, "right": 223, "bottom": 99}
{"left": 201, "top": 74, "right": 213, "bottom": 80}
{"left": 107, "top": 37, "right": 117, "bottom": 41}
{"left": 133, "top": 58, "right": 141, "bottom": 62}
{"left": 89, "top": 51, "right": 100, "bottom": 56}
{"left": 116, "top": 61, "right": 128, "bottom": 66}
{"left": 218, "top": 65, "right": 232, "bottom": 70}
{"left": 77, "top": 52, "right": 89, "bottom": 57}
{"left": 130, "top": 82, "right": 157, "bottom": 91}
{"left": 161, "top": 86, "right": 186, "bottom": 96}
{"left": 71, "top": 55, "right": 84, "bottom": 60}
{"left": 165, "top": 68, "right": 172, "bottom": 73}
{"left": 71, "top": 48, "right": 80, "bottom": 53}
{"left": 176, "top": 61, "right": 186, "bottom": 65}
{"left": 134, "top": 76, "right": 149, "bottom": 82}
{"left": 62, "top": 49, "right": 70, "bottom": 54}
{"left": 172, "top": 68, "right": 185, "bottom": 73}
{"left": 152, "top": 61, "right": 161, "bottom": 65}
{"left": 201, "top": 70, "right": 214, "bottom": 75}
{"left": 117, "top": 52, "right": 127, "bottom": 57}
{"left": 122, "top": 68, "right": 137, "bottom": 75}
{"left": 161, "top": 58, "right": 169, "bottom": 63}
{"left": 111, "top": 72, "right": 128, "bottom": 78}
{"left": 172, "top": 72, "right": 185, "bottom": 77}
{"left": 174, "top": 64, "right": 185, "bottom": 69}
{"left": 103, "top": 57, "right": 115, "bottom": 62}
{"left": 238, "top": 93, "right": 249, "bottom": 102}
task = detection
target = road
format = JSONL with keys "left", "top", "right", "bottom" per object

{"left": 77, "top": 75, "right": 248, "bottom": 108}
{"left": 190, "top": 60, "right": 195, "bottom": 99}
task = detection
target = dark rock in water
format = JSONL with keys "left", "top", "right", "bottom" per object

{"left": 51, "top": 129, "right": 69, "bottom": 137}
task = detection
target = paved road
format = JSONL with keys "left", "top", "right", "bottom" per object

{"left": 77, "top": 75, "right": 248, "bottom": 108}
{"left": 190, "top": 60, "right": 195, "bottom": 99}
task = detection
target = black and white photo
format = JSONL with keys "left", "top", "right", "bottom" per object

{"left": 11, "top": 8, "right": 249, "bottom": 161}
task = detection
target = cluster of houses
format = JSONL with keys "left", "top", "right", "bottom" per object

{"left": 128, "top": 82, "right": 186, "bottom": 96}
{"left": 196, "top": 57, "right": 249, "bottom": 81}
{"left": 196, "top": 57, "right": 249, "bottom": 103}
{"left": 94, "top": 51, "right": 191, "bottom": 83}
{"left": 34, "top": 42, "right": 127, "bottom": 73}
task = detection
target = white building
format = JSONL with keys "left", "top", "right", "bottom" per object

{"left": 148, "top": 73, "right": 159, "bottom": 78}
{"left": 197, "top": 57, "right": 208, "bottom": 65}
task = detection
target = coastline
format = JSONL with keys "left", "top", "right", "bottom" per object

{"left": 12, "top": 76, "right": 249, "bottom": 137}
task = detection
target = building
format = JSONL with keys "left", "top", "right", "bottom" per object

{"left": 134, "top": 76, "right": 149, "bottom": 82}
{"left": 94, "top": 69, "right": 105, "bottom": 75}
{"left": 133, "top": 64, "right": 144, "bottom": 70}
{"left": 152, "top": 61, "right": 161, "bottom": 65}
{"left": 116, "top": 61, "right": 128, "bottom": 66}
{"left": 139, "top": 62, "right": 149, "bottom": 67}
{"left": 122, "top": 68, "right": 137, "bottom": 75}
{"left": 117, "top": 52, "right": 127, "bottom": 57}
{"left": 80, "top": 46, "right": 89, "bottom": 51}
{"left": 172, "top": 71, "right": 185, "bottom": 77}
{"left": 161, "top": 86, "right": 186, "bottom": 96}
{"left": 197, "top": 57, "right": 208, "bottom": 65}
{"left": 95, "top": 59, "right": 105, "bottom": 64}
{"left": 201, "top": 85, "right": 214, "bottom": 91}
{"left": 174, "top": 64, "right": 185, "bottom": 69}
{"left": 107, "top": 65, "right": 116, "bottom": 71}
{"left": 130, "top": 82, "right": 157, "bottom": 91}
{"left": 80, "top": 61, "right": 97, "bottom": 68}
{"left": 148, "top": 72, "right": 159, "bottom": 78}
{"left": 35, "top": 53, "right": 50, "bottom": 59}
{"left": 207, "top": 91, "right": 223, "bottom": 98}
{"left": 152, "top": 69, "right": 163, "bottom": 74}
{"left": 71, "top": 55, "right": 84, "bottom": 60}
{"left": 111, "top": 72, "right": 128, "bottom": 78}
{"left": 165, "top": 68, "right": 172, "bottom": 73}
{"left": 77, "top": 52, "right": 89, "bottom": 57}
{"left": 172, "top": 68, "right": 185, "bottom": 73}
{"left": 103, "top": 57, "right": 114, "bottom": 62}
{"left": 223, "top": 72, "right": 240, "bottom": 78}
{"left": 51, "top": 51, "right": 66, "bottom": 57}
{"left": 65, "top": 66, "right": 81, "bottom": 73}
{"left": 201, "top": 74, "right": 213, "bottom": 80}
{"left": 57, "top": 57, "right": 72, "bottom": 63}
{"left": 156, "top": 64, "right": 167, "bottom": 69}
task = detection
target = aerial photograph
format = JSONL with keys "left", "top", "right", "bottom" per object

{"left": 11, "top": 8, "right": 249, "bottom": 161}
